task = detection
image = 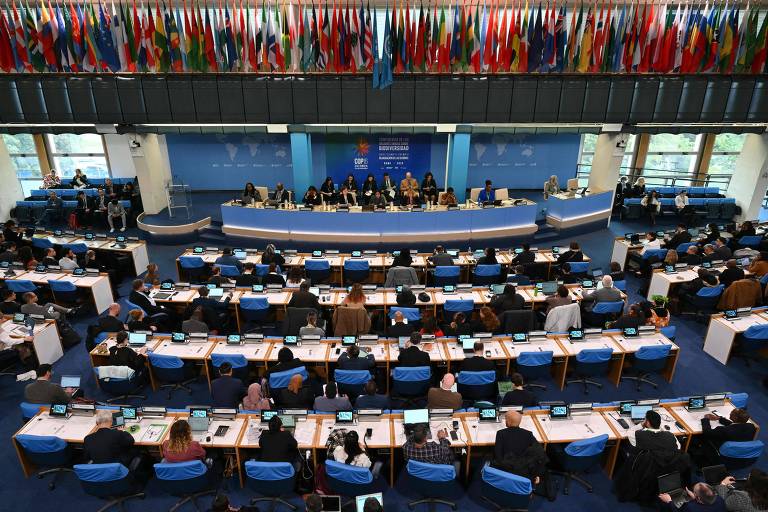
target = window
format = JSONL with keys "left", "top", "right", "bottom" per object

{"left": 578, "top": 134, "right": 636, "bottom": 177}
{"left": 643, "top": 133, "right": 704, "bottom": 186}
{"left": 45, "top": 134, "right": 110, "bottom": 178}
{"left": 2, "top": 134, "right": 42, "bottom": 195}
{"left": 708, "top": 133, "right": 746, "bottom": 177}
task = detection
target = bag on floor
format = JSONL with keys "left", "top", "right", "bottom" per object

{"left": 67, "top": 212, "right": 79, "bottom": 230}
{"left": 57, "top": 319, "right": 82, "bottom": 349}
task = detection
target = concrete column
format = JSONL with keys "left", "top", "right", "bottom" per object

{"left": 0, "top": 137, "right": 24, "bottom": 220}
{"left": 447, "top": 132, "right": 471, "bottom": 203}
{"left": 290, "top": 131, "right": 313, "bottom": 197}
{"left": 726, "top": 133, "right": 768, "bottom": 222}
{"left": 587, "top": 133, "right": 629, "bottom": 194}
{"left": 130, "top": 134, "right": 173, "bottom": 215}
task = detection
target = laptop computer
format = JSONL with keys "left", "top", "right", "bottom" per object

{"left": 60, "top": 375, "right": 80, "bottom": 397}
{"left": 355, "top": 493, "right": 383, "bottom": 512}
{"left": 188, "top": 408, "right": 210, "bottom": 432}
{"left": 541, "top": 281, "right": 557, "bottom": 295}
{"left": 320, "top": 495, "right": 342, "bottom": 512}
{"left": 658, "top": 472, "right": 689, "bottom": 508}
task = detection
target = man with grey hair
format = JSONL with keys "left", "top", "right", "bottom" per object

{"left": 581, "top": 274, "right": 623, "bottom": 313}
{"left": 658, "top": 482, "right": 726, "bottom": 511}
{"left": 83, "top": 408, "right": 135, "bottom": 465}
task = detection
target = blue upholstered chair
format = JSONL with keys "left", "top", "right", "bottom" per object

{"left": 325, "top": 460, "right": 382, "bottom": 506}
{"left": 15, "top": 434, "right": 74, "bottom": 490}
{"left": 62, "top": 243, "right": 88, "bottom": 255}
{"left": 49, "top": 279, "right": 81, "bottom": 307}
{"left": 569, "top": 262, "right": 590, "bottom": 276}
{"left": 214, "top": 264, "right": 241, "bottom": 277}
{"left": 686, "top": 285, "right": 725, "bottom": 319}
{"left": 444, "top": 299, "right": 475, "bottom": 319}
{"left": 719, "top": 441, "right": 765, "bottom": 474}
{"left": 210, "top": 353, "right": 249, "bottom": 382}
{"left": 148, "top": 352, "right": 196, "bottom": 399}
{"left": 473, "top": 264, "right": 502, "bottom": 285}
{"left": 20, "top": 402, "right": 46, "bottom": 423}
{"left": 620, "top": 344, "right": 672, "bottom": 390}
{"left": 728, "top": 393, "right": 749, "bottom": 409}
{"left": 457, "top": 370, "right": 497, "bottom": 403}
{"left": 334, "top": 370, "right": 372, "bottom": 400}
{"left": 613, "top": 280, "right": 627, "bottom": 292}
{"left": 304, "top": 259, "right": 331, "bottom": 284}
{"left": 516, "top": 351, "right": 554, "bottom": 391}
{"left": 589, "top": 301, "right": 624, "bottom": 327}
{"left": 343, "top": 259, "right": 370, "bottom": 284}
{"left": 124, "top": 299, "right": 169, "bottom": 326}
{"left": 738, "top": 236, "right": 763, "bottom": 249}
{"left": 551, "top": 434, "right": 609, "bottom": 494}
{"left": 154, "top": 460, "right": 216, "bottom": 512}
{"left": 391, "top": 366, "right": 431, "bottom": 405}
{"left": 73, "top": 463, "right": 143, "bottom": 509}
{"left": 434, "top": 266, "right": 460, "bottom": 287}
{"left": 268, "top": 366, "right": 309, "bottom": 394}
{"left": 566, "top": 348, "right": 613, "bottom": 394}
{"left": 245, "top": 461, "right": 298, "bottom": 511}
{"left": 480, "top": 464, "right": 533, "bottom": 511}
{"left": 388, "top": 306, "right": 421, "bottom": 333}
{"left": 239, "top": 297, "right": 271, "bottom": 330}
{"left": 660, "top": 325, "right": 677, "bottom": 341}
{"left": 179, "top": 256, "right": 207, "bottom": 282}
{"left": 6, "top": 280, "right": 37, "bottom": 294}
{"left": 404, "top": 460, "right": 458, "bottom": 510}
{"left": 94, "top": 366, "right": 146, "bottom": 404}
{"left": 735, "top": 324, "right": 768, "bottom": 366}
{"left": 31, "top": 237, "right": 54, "bottom": 251}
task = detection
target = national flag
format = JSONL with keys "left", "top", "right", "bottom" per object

{"left": 153, "top": 0, "right": 168, "bottom": 70}
{"left": 82, "top": 3, "right": 100, "bottom": 71}
{"left": 372, "top": 0, "right": 379, "bottom": 85}
{"left": 542, "top": 3, "right": 555, "bottom": 71}
{"left": 526, "top": 3, "right": 540, "bottom": 71}
{"left": 576, "top": 5, "right": 592, "bottom": 72}
{"left": 482, "top": 0, "right": 496, "bottom": 72}
{"left": 363, "top": 1, "right": 372, "bottom": 69}
{"left": 319, "top": 1, "right": 329, "bottom": 69}
{"left": 64, "top": 1, "right": 81, "bottom": 70}
{"left": 414, "top": 2, "right": 424, "bottom": 71}
{"left": 567, "top": 1, "right": 581, "bottom": 71}
{"left": 96, "top": 1, "right": 118, "bottom": 70}
{"left": 265, "top": 2, "right": 276, "bottom": 69}
{"left": 0, "top": 9, "right": 14, "bottom": 72}
{"left": 123, "top": 2, "right": 137, "bottom": 70}
{"left": 555, "top": 4, "right": 565, "bottom": 71}
{"left": 39, "top": 1, "right": 58, "bottom": 69}
{"left": 24, "top": 3, "right": 43, "bottom": 72}
{"left": 752, "top": 9, "right": 768, "bottom": 73}
{"left": 11, "top": 2, "right": 30, "bottom": 72}
{"left": 718, "top": 4, "right": 734, "bottom": 72}
{"left": 510, "top": 1, "right": 520, "bottom": 70}
{"left": 518, "top": 1, "right": 528, "bottom": 70}
{"left": 602, "top": 3, "right": 616, "bottom": 71}
{"left": 281, "top": 1, "right": 291, "bottom": 71}
{"left": 379, "top": 3, "right": 392, "bottom": 88}
{"left": 429, "top": 1, "right": 437, "bottom": 69}
{"left": 310, "top": 4, "right": 319, "bottom": 69}
{"left": 436, "top": 3, "right": 446, "bottom": 70}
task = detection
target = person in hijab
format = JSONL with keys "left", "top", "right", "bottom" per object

{"left": 242, "top": 382, "right": 271, "bottom": 411}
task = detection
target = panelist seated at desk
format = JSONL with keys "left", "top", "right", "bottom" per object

{"left": 355, "top": 381, "right": 390, "bottom": 409}
{"left": 190, "top": 285, "right": 232, "bottom": 314}
{"left": 331, "top": 430, "right": 372, "bottom": 468}
{"left": 445, "top": 312, "right": 473, "bottom": 337}
{"left": 299, "top": 311, "right": 325, "bottom": 338}
{"left": 663, "top": 224, "right": 694, "bottom": 250}
{"left": 689, "top": 408, "right": 757, "bottom": 468}
{"left": 98, "top": 303, "right": 127, "bottom": 333}
{"left": 492, "top": 410, "right": 546, "bottom": 485}
{"left": 581, "top": 276, "right": 623, "bottom": 312}
{"left": 420, "top": 317, "right": 445, "bottom": 338}
{"left": 461, "top": 341, "right": 496, "bottom": 372}
{"left": 261, "top": 244, "right": 286, "bottom": 267}
{"left": 59, "top": 249, "right": 80, "bottom": 271}
{"left": 303, "top": 186, "right": 322, "bottom": 207}
{"left": 277, "top": 374, "right": 315, "bottom": 409}
{"left": 338, "top": 345, "right": 375, "bottom": 371}
{"left": 545, "top": 285, "right": 573, "bottom": 313}
{"left": 421, "top": 173, "right": 438, "bottom": 204}
{"left": 339, "top": 184, "right": 357, "bottom": 206}
{"left": 84, "top": 409, "right": 137, "bottom": 467}
{"left": 500, "top": 373, "right": 538, "bottom": 408}
{"left": 129, "top": 279, "right": 176, "bottom": 322}
{"left": 439, "top": 187, "right": 458, "bottom": 207}
{"left": 161, "top": 419, "right": 207, "bottom": 463}
{"left": 270, "top": 183, "right": 290, "bottom": 204}
{"left": 260, "top": 415, "right": 299, "bottom": 464}
{"left": 361, "top": 174, "right": 378, "bottom": 204}
{"left": 477, "top": 247, "right": 499, "bottom": 265}
{"left": 24, "top": 363, "right": 74, "bottom": 404}
{"left": 400, "top": 172, "right": 420, "bottom": 206}
{"left": 128, "top": 309, "right": 157, "bottom": 333}
{"left": 242, "top": 182, "right": 263, "bottom": 205}
{"left": 427, "top": 374, "right": 463, "bottom": 410}
{"left": 543, "top": 175, "right": 560, "bottom": 199}
{"left": 1, "top": 289, "right": 21, "bottom": 314}
{"left": 342, "top": 283, "right": 368, "bottom": 308}
{"left": 313, "top": 381, "right": 352, "bottom": 412}
{"left": 403, "top": 424, "right": 454, "bottom": 465}
{"left": 212, "top": 362, "right": 247, "bottom": 408}
{"left": 21, "top": 292, "right": 75, "bottom": 321}
{"left": 398, "top": 332, "right": 431, "bottom": 367}
{"left": 610, "top": 304, "right": 645, "bottom": 330}
{"left": 370, "top": 190, "right": 388, "bottom": 208}
{"left": 380, "top": 173, "right": 397, "bottom": 202}
{"left": 182, "top": 309, "right": 209, "bottom": 335}
{"left": 243, "top": 383, "right": 271, "bottom": 411}
{"left": 478, "top": 180, "right": 496, "bottom": 203}
{"left": 472, "top": 307, "right": 501, "bottom": 335}
{"left": 320, "top": 177, "right": 337, "bottom": 204}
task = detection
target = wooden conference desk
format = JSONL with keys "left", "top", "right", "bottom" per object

{"left": 647, "top": 264, "right": 751, "bottom": 300}
{"left": 29, "top": 231, "right": 149, "bottom": 276}
{"left": 1, "top": 317, "right": 61, "bottom": 365}
{"left": 703, "top": 308, "right": 768, "bottom": 365}
{"left": 0, "top": 269, "right": 115, "bottom": 314}
{"left": 89, "top": 330, "right": 678, "bottom": 392}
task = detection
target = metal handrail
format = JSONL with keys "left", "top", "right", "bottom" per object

{"left": 576, "top": 164, "right": 733, "bottom": 189}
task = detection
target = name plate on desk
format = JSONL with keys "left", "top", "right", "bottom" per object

{"left": 264, "top": 205, "right": 277, "bottom": 209}
{"left": 411, "top": 207, "right": 423, "bottom": 212}
{"left": 70, "top": 403, "right": 96, "bottom": 415}
{"left": 374, "top": 208, "right": 386, "bottom": 212}
{"left": 336, "top": 206, "right": 349, "bottom": 212}
{"left": 447, "top": 206, "right": 460, "bottom": 211}
{"left": 482, "top": 204, "right": 496, "bottom": 209}
{"left": 299, "top": 207, "right": 313, "bottom": 211}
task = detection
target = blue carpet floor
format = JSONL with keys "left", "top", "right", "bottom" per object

{"left": 2, "top": 212, "right": 766, "bottom": 512}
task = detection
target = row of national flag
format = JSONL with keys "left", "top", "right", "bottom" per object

{"left": 1, "top": 1, "right": 768, "bottom": 88}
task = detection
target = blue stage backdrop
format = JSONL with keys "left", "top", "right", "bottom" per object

{"left": 319, "top": 133, "right": 441, "bottom": 184}
{"left": 165, "top": 134, "right": 293, "bottom": 191}
{"left": 467, "top": 133, "right": 581, "bottom": 189}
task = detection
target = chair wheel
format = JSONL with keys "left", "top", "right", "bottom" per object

{"left": 48, "top": 482, "right": 55, "bottom": 490}
{"left": 588, "top": 488, "right": 593, "bottom": 493}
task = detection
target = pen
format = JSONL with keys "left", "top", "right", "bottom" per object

{"left": 585, "top": 424, "right": 594, "bottom": 433}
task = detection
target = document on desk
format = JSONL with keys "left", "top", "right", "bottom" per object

{"left": 141, "top": 424, "right": 169, "bottom": 443}
{"left": 293, "top": 420, "right": 317, "bottom": 446}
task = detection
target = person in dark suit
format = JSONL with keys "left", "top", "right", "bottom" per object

{"left": 659, "top": 482, "right": 726, "bottom": 512}
{"left": 492, "top": 410, "right": 544, "bottom": 484}
{"left": 271, "top": 183, "right": 290, "bottom": 203}
{"left": 276, "top": 374, "right": 314, "bottom": 408}
{"left": 108, "top": 330, "right": 147, "bottom": 384}
{"left": 663, "top": 224, "right": 693, "bottom": 250}
{"left": 263, "top": 263, "right": 286, "bottom": 286}
{"left": 24, "top": 364, "right": 73, "bottom": 404}
{"left": 0, "top": 289, "right": 20, "bottom": 314}
{"left": 445, "top": 312, "right": 473, "bottom": 337}
{"left": 189, "top": 285, "right": 231, "bottom": 313}
{"left": 714, "top": 238, "right": 733, "bottom": 260}
{"left": 98, "top": 303, "right": 127, "bottom": 332}
{"left": 428, "top": 245, "right": 454, "bottom": 267}
{"left": 512, "top": 243, "right": 536, "bottom": 265}
{"left": 235, "top": 262, "right": 261, "bottom": 287}
{"left": 103, "top": 178, "right": 123, "bottom": 198}
{"left": 500, "top": 373, "right": 538, "bottom": 407}
{"left": 266, "top": 347, "right": 304, "bottom": 377}
{"left": 206, "top": 266, "right": 232, "bottom": 286}
{"left": 389, "top": 310, "right": 415, "bottom": 337}
{"left": 287, "top": 282, "right": 321, "bottom": 310}
{"left": 74, "top": 191, "right": 93, "bottom": 227}
{"left": 556, "top": 241, "right": 584, "bottom": 265}
{"left": 615, "top": 176, "right": 631, "bottom": 204}
{"left": 83, "top": 409, "right": 136, "bottom": 466}
{"left": 214, "top": 247, "right": 244, "bottom": 273}
{"left": 259, "top": 416, "right": 298, "bottom": 463}
{"left": 489, "top": 284, "right": 526, "bottom": 313}
{"left": 627, "top": 409, "right": 680, "bottom": 452}
{"left": 129, "top": 279, "right": 165, "bottom": 316}
{"left": 719, "top": 260, "right": 745, "bottom": 289}
{"left": 477, "top": 247, "right": 498, "bottom": 265}
{"left": 337, "top": 344, "right": 375, "bottom": 371}
{"left": 691, "top": 408, "right": 757, "bottom": 467}
{"left": 211, "top": 362, "right": 246, "bottom": 408}
{"left": 397, "top": 332, "right": 431, "bottom": 367}
{"left": 41, "top": 247, "right": 58, "bottom": 267}
{"left": 461, "top": 341, "right": 495, "bottom": 372}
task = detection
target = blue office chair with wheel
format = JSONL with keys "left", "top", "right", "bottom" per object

{"left": 20, "top": 402, "right": 46, "bottom": 423}
{"left": 404, "top": 460, "right": 458, "bottom": 511}
{"left": 391, "top": 366, "right": 431, "bottom": 407}
{"left": 214, "top": 264, "right": 241, "bottom": 278}
{"left": 334, "top": 370, "right": 372, "bottom": 401}
{"left": 728, "top": 393, "right": 749, "bottom": 409}
{"left": 245, "top": 461, "right": 297, "bottom": 511}
{"left": 516, "top": 351, "right": 554, "bottom": 391}
{"left": 719, "top": 441, "right": 765, "bottom": 475}
{"left": 343, "top": 259, "right": 370, "bottom": 284}
{"left": 239, "top": 297, "right": 271, "bottom": 331}
{"left": 434, "top": 266, "right": 460, "bottom": 287}
{"left": 49, "top": 279, "right": 82, "bottom": 307}
{"left": 268, "top": 366, "right": 309, "bottom": 395}
{"left": 388, "top": 306, "right": 421, "bottom": 333}
{"left": 210, "top": 353, "right": 249, "bottom": 383}
{"left": 735, "top": 324, "right": 768, "bottom": 366}
{"left": 6, "top": 280, "right": 37, "bottom": 294}
{"left": 551, "top": 434, "right": 609, "bottom": 495}
{"left": 660, "top": 325, "right": 677, "bottom": 341}
{"left": 480, "top": 464, "right": 533, "bottom": 512}
{"left": 179, "top": 256, "right": 207, "bottom": 283}
{"left": 15, "top": 434, "right": 74, "bottom": 490}
{"left": 125, "top": 299, "right": 169, "bottom": 326}
{"left": 738, "top": 236, "right": 763, "bottom": 249}
{"left": 457, "top": 370, "right": 497, "bottom": 404}
{"left": 304, "top": 259, "right": 331, "bottom": 284}
{"left": 94, "top": 366, "right": 147, "bottom": 403}
{"left": 569, "top": 262, "right": 590, "bottom": 276}
{"left": 73, "top": 463, "right": 144, "bottom": 511}
{"left": 566, "top": 348, "right": 613, "bottom": 394}
{"left": 686, "top": 285, "right": 725, "bottom": 320}
{"left": 588, "top": 301, "right": 624, "bottom": 327}
{"left": 444, "top": 299, "right": 475, "bottom": 321}
{"left": 154, "top": 460, "right": 216, "bottom": 512}
{"left": 325, "top": 460, "right": 383, "bottom": 507}
{"left": 148, "top": 352, "right": 196, "bottom": 399}
{"left": 473, "top": 264, "right": 502, "bottom": 285}
{"left": 620, "top": 344, "right": 672, "bottom": 391}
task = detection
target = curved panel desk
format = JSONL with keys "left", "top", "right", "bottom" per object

{"left": 545, "top": 190, "right": 613, "bottom": 230}
{"left": 221, "top": 201, "right": 539, "bottom": 243}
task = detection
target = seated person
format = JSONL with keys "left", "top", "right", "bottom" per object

{"left": 207, "top": 266, "right": 232, "bottom": 287}
{"left": 714, "top": 238, "right": 732, "bottom": 260}
{"left": 370, "top": 190, "right": 387, "bottom": 207}
{"left": 627, "top": 409, "right": 680, "bottom": 451}
{"left": 21, "top": 291, "right": 74, "bottom": 321}
{"left": 428, "top": 245, "right": 454, "bottom": 267}
{"left": 313, "top": 381, "right": 352, "bottom": 412}
{"left": 403, "top": 424, "right": 454, "bottom": 465}
{"left": 36, "top": 191, "right": 63, "bottom": 226}
{"left": 715, "top": 469, "right": 768, "bottom": 512}
{"left": 691, "top": 408, "right": 757, "bottom": 467}
{"left": 379, "top": 173, "right": 397, "bottom": 202}
{"left": 259, "top": 415, "right": 298, "bottom": 463}
{"left": 41, "top": 248, "right": 58, "bottom": 267}
{"left": 98, "top": 303, "right": 126, "bottom": 332}
{"left": 127, "top": 308, "right": 156, "bottom": 332}
{"left": 332, "top": 431, "right": 372, "bottom": 468}
{"left": 477, "top": 247, "right": 498, "bottom": 265}
{"left": 303, "top": 186, "right": 322, "bottom": 207}
{"left": 338, "top": 184, "right": 356, "bottom": 206}
{"left": 702, "top": 244, "right": 719, "bottom": 263}
{"left": 24, "top": 363, "right": 73, "bottom": 404}
{"left": 83, "top": 409, "right": 136, "bottom": 466}
{"left": 609, "top": 261, "right": 626, "bottom": 282}
{"left": 299, "top": 310, "right": 325, "bottom": 337}
{"left": 263, "top": 263, "right": 286, "bottom": 286}
{"left": 461, "top": 341, "right": 495, "bottom": 372}
{"left": 472, "top": 306, "right": 501, "bottom": 334}
{"left": 445, "top": 312, "right": 473, "bottom": 337}
{"left": 399, "top": 172, "right": 420, "bottom": 205}
{"left": 285, "top": 267, "right": 305, "bottom": 288}
{"left": 419, "top": 316, "right": 444, "bottom": 337}
{"left": 644, "top": 298, "right": 670, "bottom": 328}
{"left": 354, "top": 380, "right": 390, "bottom": 409}
{"left": 243, "top": 383, "right": 271, "bottom": 411}
{"left": 211, "top": 362, "right": 246, "bottom": 408}
{"left": 478, "top": 180, "right": 495, "bottom": 203}
{"left": 492, "top": 410, "right": 547, "bottom": 485}
{"left": 235, "top": 262, "right": 261, "bottom": 287}
{"left": 361, "top": 174, "right": 378, "bottom": 204}
{"left": 0, "top": 289, "right": 20, "bottom": 314}
{"left": 384, "top": 264, "right": 419, "bottom": 287}
{"left": 512, "top": 243, "right": 536, "bottom": 265}
{"left": 581, "top": 276, "right": 622, "bottom": 312}
{"left": 397, "top": 332, "right": 430, "bottom": 366}
{"left": 267, "top": 347, "right": 304, "bottom": 377}
{"left": 611, "top": 303, "right": 645, "bottom": 330}
{"left": 337, "top": 344, "right": 375, "bottom": 371}
{"left": 271, "top": 182, "right": 290, "bottom": 203}
{"left": 107, "top": 199, "right": 127, "bottom": 233}
{"left": 747, "top": 252, "right": 768, "bottom": 277}
{"left": 556, "top": 241, "right": 584, "bottom": 265}
{"left": 682, "top": 245, "right": 703, "bottom": 265}
{"left": 719, "top": 259, "right": 745, "bottom": 289}
{"left": 421, "top": 172, "right": 438, "bottom": 204}
{"left": 501, "top": 373, "right": 538, "bottom": 407}
{"left": 440, "top": 187, "right": 458, "bottom": 206}
{"left": 659, "top": 482, "right": 726, "bottom": 512}
{"left": 287, "top": 281, "right": 321, "bottom": 310}
{"left": 161, "top": 419, "right": 206, "bottom": 463}
{"left": 559, "top": 263, "right": 580, "bottom": 284}
{"left": 545, "top": 285, "right": 573, "bottom": 313}
{"left": 214, "top": 247, "right": 243, "bottom": 273}
{"left": 678, "top": 268, "right": 719, "bottom": 303}
{"left": 427, "top": 373, "right": 463, "bottom": 409}
{"left": 276, "top": 374, "right": 314, "bottom": 408}
{"left": 664, "top": 224, "right": 693, "bottom": 250}
{"left": 241, "top": 182, "right": 262, "bottom": 204}
{"left": 389, "top": 310, "right": 415, "bottom": 337}
{"left": 182, "top": 307, "right": 209, "bottom": 334}
{"left": 108, "top": 330, "right": 147, "bottom": 382}
{"left": 320, "top": 177, "right": 337, "bottom": 204}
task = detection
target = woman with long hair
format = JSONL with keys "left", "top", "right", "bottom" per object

{"left": 332, "top": 430, "right": 372, "bottom": 468}
{"left": 474, "top": 306, "right": 501, "bottom": 334}
{"left": 342, "top": 283, "right": 366, "bottom": 307}
{"left": 161, "top": 419, "right": 206, "bottom": 463}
